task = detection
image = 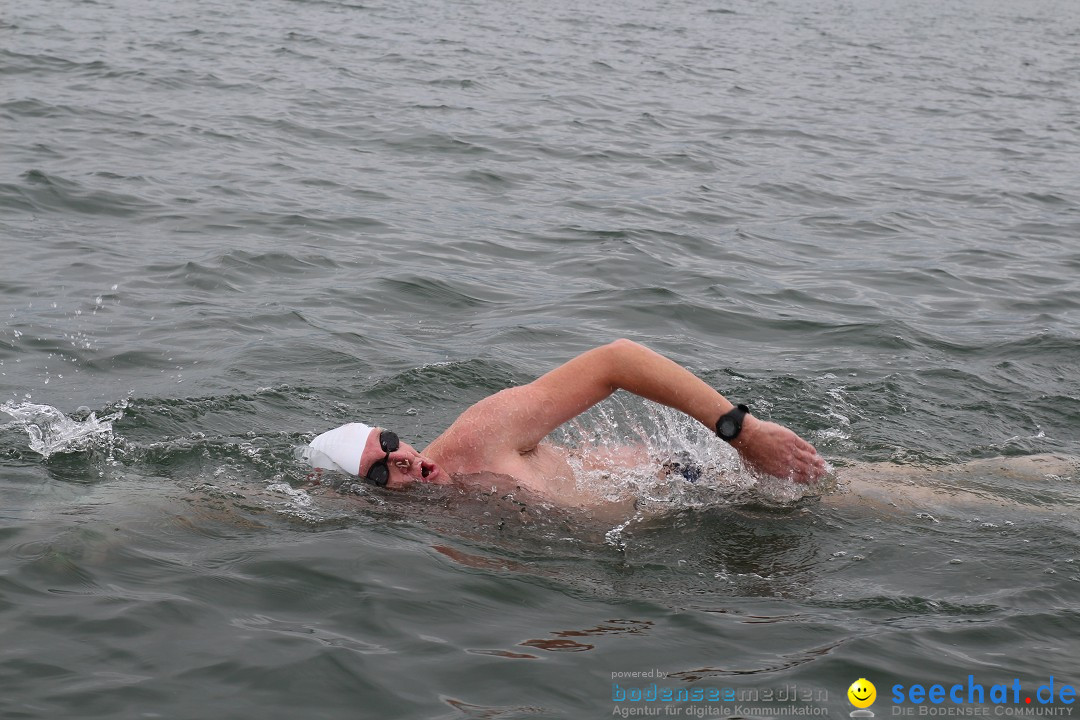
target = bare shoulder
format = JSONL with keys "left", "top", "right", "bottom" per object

{"left": 425, "top": 389, "right": 513, "bottom": 457}
{"left": 422, "top": 421, "right": 486, "bottom": 474}
{"left": 424, "top": 384, "right": 552, "bottom": 464}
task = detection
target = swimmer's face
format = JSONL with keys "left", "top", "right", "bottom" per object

{"left": 359, "top": 428, "right": 445, "bottom": 489}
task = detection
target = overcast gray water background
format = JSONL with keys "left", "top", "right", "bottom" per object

{"left": 3, "top": 0, "right": 1080, "bottom": 717}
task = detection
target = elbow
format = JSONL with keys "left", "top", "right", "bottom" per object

{"left": 607, "top": 338, "right": 644, "bottom": 353}
{"left": 602, "top": 338, "right": 646, "bottom": 387}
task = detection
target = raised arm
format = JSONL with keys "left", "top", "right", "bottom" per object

{"left": 441, "top": 339, "right": 826, "bottom": 484}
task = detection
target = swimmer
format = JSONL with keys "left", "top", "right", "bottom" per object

{"left": 306, "top": 339, "right": 827, "bottom": 503}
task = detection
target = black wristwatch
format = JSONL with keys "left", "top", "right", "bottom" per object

{"left": 715, "top": 404, "right": 750, "bottom": 442}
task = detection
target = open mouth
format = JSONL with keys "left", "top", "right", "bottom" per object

{"left": 421, "top": 463, "right": 431, "bottom": 478}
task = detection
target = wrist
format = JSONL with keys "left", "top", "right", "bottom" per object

{"left": 729, "top": 413, "right": 760, "bottom": 450}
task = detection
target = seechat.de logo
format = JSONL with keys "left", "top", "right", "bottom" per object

{"left": 848, "top": 678, "right": 877, "bottom": 718}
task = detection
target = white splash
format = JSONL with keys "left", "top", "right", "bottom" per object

{"left": 265, "top": 482, "right": 313, "bottom": 508}
{"left": 559, "top": 397, "right": 826, "bottom": 512}
{"left": 0, "top": 401, "right": 125, "bottom": 459}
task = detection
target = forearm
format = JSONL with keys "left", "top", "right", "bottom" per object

{"left": 604, "top": 340, "right": 824, "bottom": 483}
{"left": 595, "top": 340, "right": 823, "bottom": 483}
{"left": 602, "top": 339, "right": 736, "bottom": 431}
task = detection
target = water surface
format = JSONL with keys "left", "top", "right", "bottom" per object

{"left": 3, "top": 0, "right": 1080, "bottom": 717}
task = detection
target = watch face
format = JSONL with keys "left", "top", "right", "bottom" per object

{"left": 720, "top": 418, "right": 737, "bottom": 437}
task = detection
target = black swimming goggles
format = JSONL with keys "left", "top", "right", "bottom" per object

{"left": 364, "top": 429, "right": 400, "bottom": 487}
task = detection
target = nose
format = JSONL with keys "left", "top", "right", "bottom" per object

{"left": 388, "top": 449, "right": 415, "bottom": 472}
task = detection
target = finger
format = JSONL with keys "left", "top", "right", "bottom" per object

{"left": 792, "top": 455, "right": 825, "bottom": 484}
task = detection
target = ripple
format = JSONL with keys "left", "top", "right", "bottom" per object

{"left": 0, "top": 170, "right": 161, "bottom": 217}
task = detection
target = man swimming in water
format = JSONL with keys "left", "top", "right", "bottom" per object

{"left": 306, "top": 339, "right": 827, "bottom": 499}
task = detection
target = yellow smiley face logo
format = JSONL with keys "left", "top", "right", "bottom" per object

{"left": 848, "top": 678, "right": 876, "bottom": 708}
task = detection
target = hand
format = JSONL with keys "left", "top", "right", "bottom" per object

{"left": 730, "top": 416, "right": 827, "bottom": 484}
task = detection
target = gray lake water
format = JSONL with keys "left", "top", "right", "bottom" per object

{"left": 3, "top": 0, "right": 1080, "bottom": 717}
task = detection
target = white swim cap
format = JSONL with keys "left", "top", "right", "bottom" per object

{"left": 304, "top": 422, "right": 374, "bottom": 476}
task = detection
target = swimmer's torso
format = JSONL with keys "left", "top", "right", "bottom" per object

{"left": 424, "top": 434, "right": 633, "bottom": 508}
{"left": 426, "top": 438, "right": 575, "bottom": 494}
